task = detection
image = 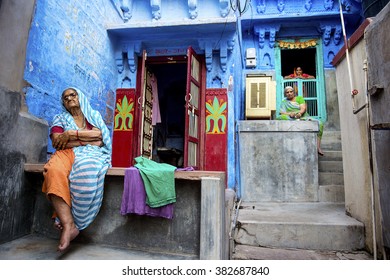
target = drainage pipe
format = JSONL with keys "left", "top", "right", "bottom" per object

{"left": 230, "top": 198, "right": 242, "bottom": 240}
{"left": 363, "top": 60, "right": 378, "bottom": 260}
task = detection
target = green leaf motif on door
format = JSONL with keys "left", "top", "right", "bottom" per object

{"left": 114, "top": 95, "right": 134, "bottom": 131}
{"left": 206, "top": 96, "right": 227, "bottom": 134}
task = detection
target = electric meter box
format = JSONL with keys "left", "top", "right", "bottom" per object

{"left": 246, "top": 48, "right": 257, "bottom": 68}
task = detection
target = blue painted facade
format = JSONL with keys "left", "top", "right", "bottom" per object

{"left": 24, "top": 1, "right": 123, "bottom": 152}
{"left": 23, "top": 0, "right": 364, "bottom": 194}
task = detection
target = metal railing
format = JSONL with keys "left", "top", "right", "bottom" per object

{"left": 282, "top": 79, "right": 319, "bottom": 118}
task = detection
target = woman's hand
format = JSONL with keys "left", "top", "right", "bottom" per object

{"left": 289, "top": 112, "right": 302, "bottom": 119}
{"left": 52, "top": 131, "right": 71, "bottom": 150}
{"left": 77, "top": 128, "right": 102, "bottom": 141}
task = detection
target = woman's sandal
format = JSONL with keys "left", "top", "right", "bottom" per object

{"left": 318, "top": 151, "right": 324, "bottom": 156}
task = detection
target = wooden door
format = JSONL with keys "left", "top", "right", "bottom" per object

{"left": 138, "top": 50, "right": 154, "bottom": 159}
{"left": 184, "top": 47, "right": 202, "bottom": 168}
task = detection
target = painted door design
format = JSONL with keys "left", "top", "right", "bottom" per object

{"left": 184, "top": 47, "right": 202, "bottom": 169}
{"left": 111, "top": 88, "right": 135, "bottom": 167}
{"left": 205, "top": 89, "right": 228, "bottom": 173}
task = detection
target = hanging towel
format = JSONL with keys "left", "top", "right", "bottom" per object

{"left": 134, "top": 156, "right": 177, "bottom": 208}
{"left": 120, "top": 167, "right": 174, "bottom": 219}
{"left": 151, "top": 73, "right": 161, "bottom": 125}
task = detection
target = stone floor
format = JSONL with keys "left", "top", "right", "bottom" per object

{"left": 0, "top": 234, "right": 196, "bottom": 260}
{"left": 0, "top": 234, "right": 374, "bottom": 260}
{"left": 232, "top": 244, "right": 373, "bottom": 260}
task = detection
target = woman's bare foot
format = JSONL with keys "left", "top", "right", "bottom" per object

{"left": 58, "top": 223, "right": 79, "bottom": 252}
{"left": 318, "top": 149, "right": 324, "bottom": 156}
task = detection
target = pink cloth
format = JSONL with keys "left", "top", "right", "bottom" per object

{"left": 120, "top": 167, "right": 174, "bottom": 219}
{"left": 150, "top": 73, "right": 161, "bottom": 125}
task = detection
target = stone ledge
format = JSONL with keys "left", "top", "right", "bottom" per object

{"left": 24, "top": 163, "right": 226, "bottom": 182}
{"left": 24, "top": 163, "right": 229, "bottom": 259}
{"left": 238, "top": 120, "right": 319, "bottom": 132}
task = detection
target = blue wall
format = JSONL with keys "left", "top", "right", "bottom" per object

{"left": 24, "top": 1, "right": 123, "bottom": 153}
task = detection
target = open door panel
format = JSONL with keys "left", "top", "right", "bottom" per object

{"left": 138, "top": 50, "right": 154, "bottom": 159}
{"left": 184, "top": 47, "right": 202, "bottom": 169}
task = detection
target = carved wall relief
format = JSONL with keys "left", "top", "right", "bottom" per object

{"left": 277, "top": 0, "right": 285, "bottom": 12}
{"left": 188, "top": 0, "right": 198, "bottom": 19}
{"left": 219, "top": 0, "right": 229, "bottom": 17}
{"left": 324, "top": 0, "right": 334, "bottom": 10}
{"left": 120, "top": 0, "right": 133, "bottom": 21}
{"left": 257, "top": 0, "right": 266, "bottom": 14}
{"left": 323, "top": 25, "right": 332, "bottom": 46}
{"left": 304, "top": 0, "right": 313, "bottom": 11}
{"left": 333, "top": 26, "right": 342, "bottom": 45}
{"left": 151, "top": 0, "right": 161, "bottom": 20}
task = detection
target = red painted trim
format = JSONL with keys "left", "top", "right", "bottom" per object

{"left": 332, "top": 18, "right": 373, "bottom": 66}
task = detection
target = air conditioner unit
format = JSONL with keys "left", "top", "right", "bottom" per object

{"left": 245, "top": 76, "right": 276, "bottom": 119}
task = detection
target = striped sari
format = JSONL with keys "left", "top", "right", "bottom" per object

{"left": 51, "top": 88, "right": 112, "bottom": 230}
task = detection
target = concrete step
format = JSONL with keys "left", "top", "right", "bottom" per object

{"left": 321, "top": 131, "right": 341, "bottom": 141}
{"left": 319, "top": 172, "right": 344, "bottom": 185}
{"left": 232, "top": 244, "right": 372, "bottom": 260}
{"left": 321, "top": 140, "right": 342, "bottom": 151}
{"left": 234, "top": 202, "right": 364, "bottom": 251}
{"left": 320, "top": 131, "right": 342, "bottom": 151}
{"left": 318, "top": 131, "right": 344, "bottom": 202}
{"left": 319, "top": 161, "right": 344, "bottom": 173}
{"left": 319, "top": 185, "right": 345, "bottom": 203}
{"left": 318, "top": 150, "right": 342, "bottom": 161}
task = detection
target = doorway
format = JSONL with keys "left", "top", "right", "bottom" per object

{"left": 136, "top": 48, "right": 204, "bottom": 169}
{"left": 276, "top": 44, "right": 327, "bottom": 121}
{"left": 148, "top": 61, "right": 187, "bottom": 167}
{"left": 281, "top": 48, "right": 316, "bottom": 78}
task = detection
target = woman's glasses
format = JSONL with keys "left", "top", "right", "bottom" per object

{"left": 62, "top": 92, "right": 78, "bottom": 101}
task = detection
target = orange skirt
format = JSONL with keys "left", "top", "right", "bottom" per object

{"left": 42, "top": 149, "right": 75, "bottom": 207}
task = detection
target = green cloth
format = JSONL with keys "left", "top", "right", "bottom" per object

{"left": 134, "top": 156, "right": 177, "bottom": 208}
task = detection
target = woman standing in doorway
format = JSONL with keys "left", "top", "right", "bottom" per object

{"left": 284, "top": 66, "right": 315, "bottom": 79}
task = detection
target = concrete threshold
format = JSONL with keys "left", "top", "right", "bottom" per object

{"left": 0, "top": 234, "right": 197, "bottom": 260}
{"left": 237, "top": 202, "right": 358, "bottom": 225}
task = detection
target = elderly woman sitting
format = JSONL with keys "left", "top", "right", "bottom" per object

{"left": 42, "top": 87, "right": 112, "bottom": 251}
{"left": 277, "top": 86, "right": 324, "bottom": 156}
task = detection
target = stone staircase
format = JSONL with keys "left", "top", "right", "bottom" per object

{"left": 319, "top": 131, "right": 345, "bottom": 203}
{"left": 232, "top": 130, "right": 367, "bottom": 259}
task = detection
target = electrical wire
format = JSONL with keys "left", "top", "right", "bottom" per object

{"left": 230, "top": 0, "right": 251, "bottom": 16}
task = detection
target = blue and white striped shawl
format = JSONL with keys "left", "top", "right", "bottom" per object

{"left": 51, "top": 87, "right": 112, "bottom": 164}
